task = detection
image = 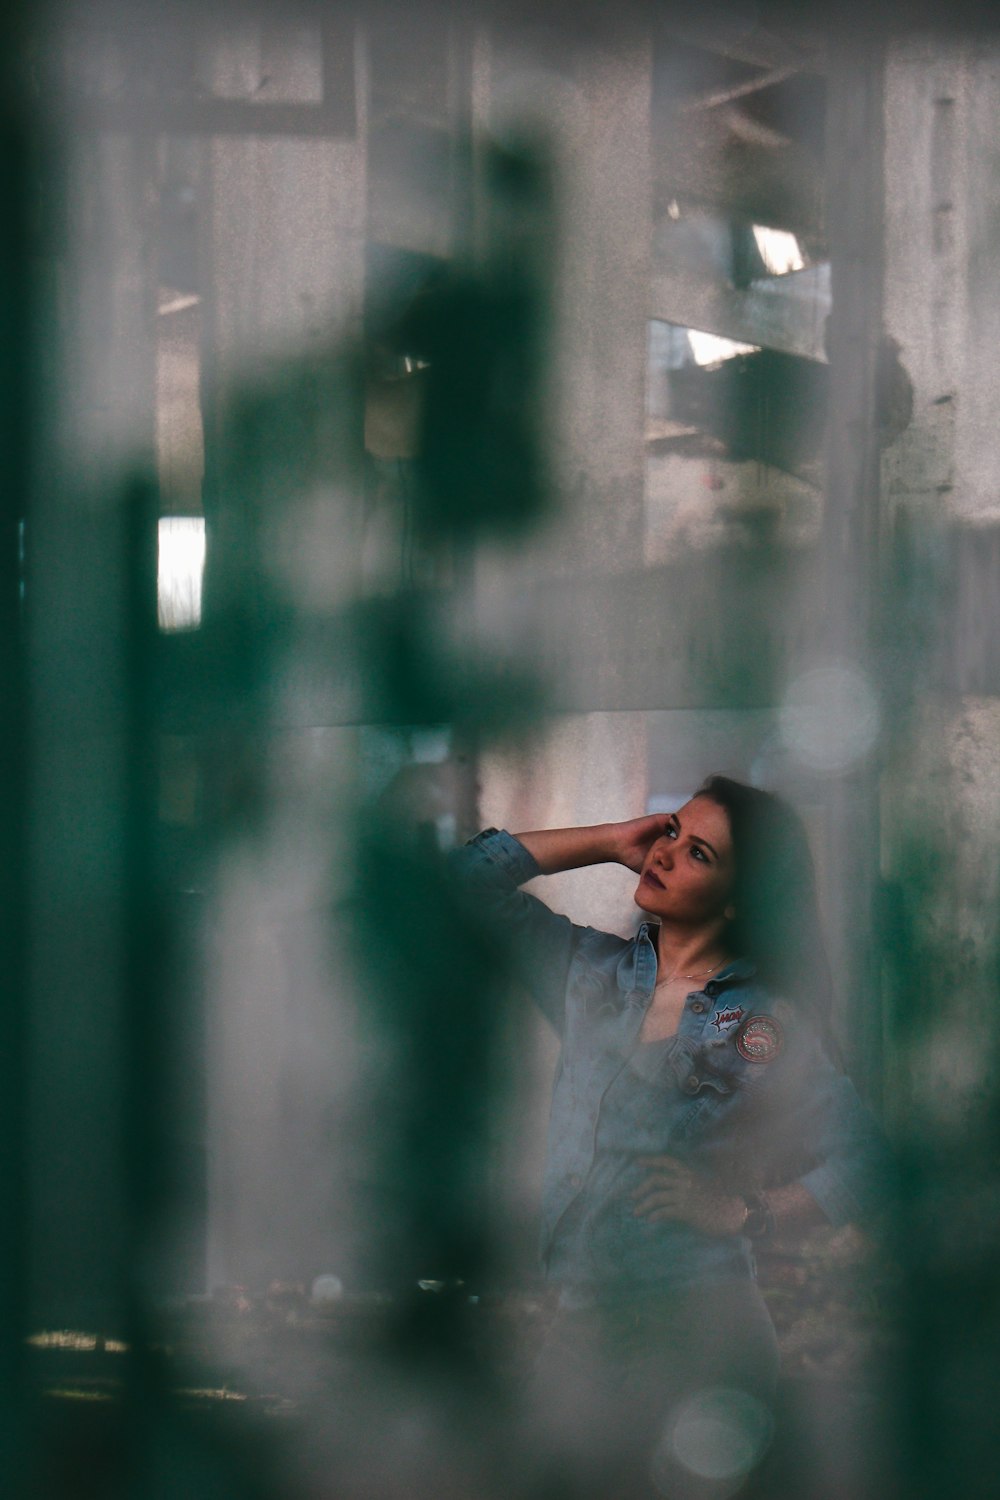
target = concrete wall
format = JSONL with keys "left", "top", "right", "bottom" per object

{"left": 198, "top": 24, "right": 368, "bottom": 1289}
{"left": 880, "top": 38, "right": 1000, "bottom": 1130}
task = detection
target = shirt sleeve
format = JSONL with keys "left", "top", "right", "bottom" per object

{"left": 791, "top": 1068, "right": 891, "bottom": 1228}
{"left": 733, "top": 1006, "right": 893, "bottom": 1228}
{"left": 447, "top": 828, "right": 582, "bottom": 1035}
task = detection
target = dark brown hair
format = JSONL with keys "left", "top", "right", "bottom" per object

{"left": 697, "top": 775, "right": 839, "bottom": 1060}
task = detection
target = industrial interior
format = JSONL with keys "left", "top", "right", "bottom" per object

{"left": 3, "top": 3, "right": 1000, "bottom": 1497}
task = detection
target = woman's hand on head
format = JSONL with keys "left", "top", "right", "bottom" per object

{"left": 631, "top": 1155, "right": 747, "bottom": 1237}
{"left": 611, "top": 814, "right": 675, "bottom": 874}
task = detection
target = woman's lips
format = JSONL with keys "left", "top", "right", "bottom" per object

{"left": 641, "top": 869, "right": 665, "bottom": 890}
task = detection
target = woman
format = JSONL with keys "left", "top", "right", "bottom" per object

{"left": 453, "top": 776, "right": 886, "bottom": 1497}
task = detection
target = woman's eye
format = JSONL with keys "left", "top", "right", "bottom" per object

{"left": 665, "top": 824, "right": 678, "bottom": 839}
{"left": 691, "top": 846, "right": 708, "bottom": 863}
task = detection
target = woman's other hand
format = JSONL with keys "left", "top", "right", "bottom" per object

{"left": 632, "top": 1155, "right": 747, "bottom": 1237}
{"left": 611, "top": 814, "right": 674, "bottom": 874}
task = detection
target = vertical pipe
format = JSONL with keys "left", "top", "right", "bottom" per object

{"left": 121, "top": 468, "right": 167, "bottom": 1476}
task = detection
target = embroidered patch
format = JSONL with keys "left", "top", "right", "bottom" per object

{"left": 709, "top": 1006, "right": 744, "bottom": 1033}
{"left": 735, "top": 1013, "right": 784, "bottom": 1063}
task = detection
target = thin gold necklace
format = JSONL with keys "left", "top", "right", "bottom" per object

{"left": 656, "top": 960, "right": 724, "bottom": 985}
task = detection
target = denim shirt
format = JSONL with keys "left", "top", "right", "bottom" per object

{"left": 451, "top": 828, "right": 888, "bottom": 1293}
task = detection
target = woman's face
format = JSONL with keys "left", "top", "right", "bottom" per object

{"left": 633, "top": 796, "right": 736, "bottom": 927}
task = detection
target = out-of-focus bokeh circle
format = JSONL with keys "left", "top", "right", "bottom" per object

{"left": 310, "top": 1274, "right": 344, "bottom": 1306}
{"left": 778, "top": 664, "right": 880, "bottom": 773}
{"left": 651, "top": 1385, "right": 774, "bottom": 1494}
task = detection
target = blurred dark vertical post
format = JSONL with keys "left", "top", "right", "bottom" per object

{"left": 0, "top": 4, "right": 35, "bottom": 1492}
{"left": 120, "top": 467, "right": 168, "bottom": 1475}
{"left": 27, "top": 0, "right": 158, "bottom": 1359}
{"left": 823, "top": 36, "right": 886, "bottom": 1099}
{"left": 447, "top": 13, "right": 481, "bottom": 846}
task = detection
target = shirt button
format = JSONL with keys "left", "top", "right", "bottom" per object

{"left": 690, "top": 1000, "right": 706, "bottom": 1014}
{"left": 684, "top": 1075, "right": 700, "bottom": 1095}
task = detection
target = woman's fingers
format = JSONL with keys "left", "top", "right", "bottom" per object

{"left": 632, "top": 1188, "right": 683, "bottom": 1218}
{"left": 634, "top": 1161, "right": 692, "bottom": 1191}
{"left": 632, "top": 1175, "right": 692, "bottom": 1214}
{"left": 632, "top": 1194, "right": 680, "bottom": 1218}
{"left": 615, "top": 813, "right": 674, "bottom": 871}
{"left": 631, "top": 1174, "right": 683, "bottom": 1199}
{"left": 632, "top": 1162, "right": 691, "bottom": 1199}
{"left": 636, "top": 1154, "right": 686, "bottom": 1173}
{"left": 633, "top": 1176, "right": 747, "bottom": 1234}
{"left": 632, "top": 1157, "right": 700, "bottom": 1218}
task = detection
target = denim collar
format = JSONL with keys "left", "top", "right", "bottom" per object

{"left": 619, "top": 923, "right": 757, "bottom": 996}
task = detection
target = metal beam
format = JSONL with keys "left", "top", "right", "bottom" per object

{"left": 676, "top": 63, "right": 806, "bottom": 113}
{"left": 651, "top": 261, "right": 830, "bottom": 360}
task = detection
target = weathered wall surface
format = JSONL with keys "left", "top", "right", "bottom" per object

{"left": 198, "top": 26, "right": 368, "bottom": 1289}
{"left": 484, "top": 28, "right": 652, "bottom": 575}
{"left": 881, "top": 39, "right": 1000, "bottom": 1131}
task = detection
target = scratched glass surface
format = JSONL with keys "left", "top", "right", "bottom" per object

{"left": 4, "top": 4, "right": 1000, "bottom": 1498}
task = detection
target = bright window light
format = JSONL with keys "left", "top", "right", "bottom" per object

{"left": 752, "top": 226, "right": 805, "bottom": 276}
{"left": 687, "top": 330, "right": 759, "bottom": 367}
{"left": 158, "top": 517, "right": 206, "bottom": 631}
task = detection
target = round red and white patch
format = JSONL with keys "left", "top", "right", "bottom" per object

{"left": 735, "top": 1013, "right": 784, "bottom": 1063}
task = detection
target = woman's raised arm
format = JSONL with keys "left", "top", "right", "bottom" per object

{"left": 515, "top": 813, "right": 673, "bottom": 875}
